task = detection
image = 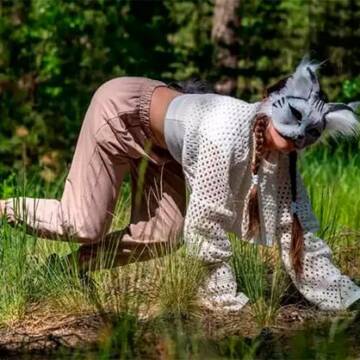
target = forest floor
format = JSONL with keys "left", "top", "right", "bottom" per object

{"left": 0, "top": 298, "right": 359, "bottom": 358}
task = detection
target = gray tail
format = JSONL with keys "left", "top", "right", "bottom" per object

{"left": 167, "top": 78, "right": 215, "bottom": 94}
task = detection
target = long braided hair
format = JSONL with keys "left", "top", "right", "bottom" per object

{"left": 247, "top": 78, "right": 304, "bottom": 281}
{"left": 246, "top": 113, "right": 268, "bottom": 239}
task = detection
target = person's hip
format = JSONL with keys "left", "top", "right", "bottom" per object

{"left": 89, "top": 76, "right": 173, "bottom": 165}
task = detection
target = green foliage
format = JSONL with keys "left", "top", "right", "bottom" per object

{"left": 238, "top": 0, "right": 310, "bottom": 99}
{"left": 1, "top": 0, "right": 360, "bottom": 179}
{"left": 0, "top": 2, "right": 359, "bottom": 356}
{"left": 163, "top": 0, "right": 214, "bottom": 80}
{"left": 341, "top": 77, "right": 360, "bottom": 101}
{"left": 0, "top": 0, "right": 177, "bottom": 176}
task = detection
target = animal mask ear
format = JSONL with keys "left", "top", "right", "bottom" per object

{"left": 348, "top": 101, "right": 360, "bottom": 113}
{"left": 324, "top": 103, "right": 359, "bottom": 137}
{"left": 284, "top": 55, "right": 321, "bottom": 97}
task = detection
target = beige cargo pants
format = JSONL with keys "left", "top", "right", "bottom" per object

{"left": 3, "top": 77, "right": 187, "bottom": 270}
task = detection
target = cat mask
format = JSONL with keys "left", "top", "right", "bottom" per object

{"left": 260, "top": 57, "right": 360, "bottom": 149}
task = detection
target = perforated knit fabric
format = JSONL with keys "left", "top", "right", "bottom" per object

{"left": 275, "top": 155, "right": 360, "bottom": 310}
{"left": 165, "top": 93, "right": 360, "bottom": 311}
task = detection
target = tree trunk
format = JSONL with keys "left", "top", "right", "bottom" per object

{"left": 211, "top": 0, "right": 241, "bottom": 96}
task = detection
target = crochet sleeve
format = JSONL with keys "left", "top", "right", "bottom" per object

{"left": 284, "top": 231, "right": 360, "bottom": 310}
{"left": 276, "top": 158, "right": 360, "bottom": 310}
{"left": 183, "top": 131, "right": 236, "bottom": 264}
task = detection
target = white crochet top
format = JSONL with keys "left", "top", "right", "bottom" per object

{"left": 164, "top": 93, "right": 360, "bottom": 312}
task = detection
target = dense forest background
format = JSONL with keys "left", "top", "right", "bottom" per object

{"left": 0, "top": 0, "right": 359, "bottom": 181}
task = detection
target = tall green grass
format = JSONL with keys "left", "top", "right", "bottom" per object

{"left": 301, "top": 140, "right": 360, "bottom": 237}
{"left": 231, "top": 237, "right": 289, "bottom": 327}
{"left": 0, "top": 170, "right": 206, "bottom": 327}
{"left": 301, "top": 141, "right": 360, "bottom": 277}
{"left": 0, "top": 139, "right": 359, "bottom": 357}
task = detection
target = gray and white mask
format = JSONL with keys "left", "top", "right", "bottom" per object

{"left": 261, "top": 57, "right": 360, "bottom": 149}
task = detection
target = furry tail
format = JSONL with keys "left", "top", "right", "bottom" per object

{"left": 167, "top": 78, "right": 215, "bottom": 94}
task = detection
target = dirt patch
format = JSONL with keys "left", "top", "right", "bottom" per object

{"left": 0, "top": 306, "right": 105, "bottom": 355}
{"left": 0, "top": 302, "right": 356, "bottom": 357}
{"left": 197, "top": 303, "right": 260, "bottom": 339}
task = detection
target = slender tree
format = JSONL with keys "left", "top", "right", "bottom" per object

{"left": 211, "top": 0, "right": 241, "bottom": 96}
